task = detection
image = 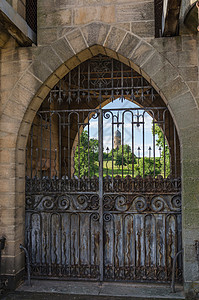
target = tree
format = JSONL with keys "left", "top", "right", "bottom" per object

{"left": 114, "top": 144, "right": 133, "bottom": 167}
{"left": 74, "top": 130, "right": 99, "bottom": 177}
{"left": 153, "top": 124, "right": 170, "bottom": 177}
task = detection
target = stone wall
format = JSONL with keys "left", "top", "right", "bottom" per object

{"left": 0, "top": 0, "right": 199, "bottom": 297}
{"left": 37, "top": 0, "right": 155, "bottom": 45}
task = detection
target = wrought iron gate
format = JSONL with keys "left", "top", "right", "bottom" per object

{"left": 25, "top": 55, "right": 182, "bottom": 282}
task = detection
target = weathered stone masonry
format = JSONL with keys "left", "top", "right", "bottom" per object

{"left": 0, "top": 0, "right": 199, "bottom": 297}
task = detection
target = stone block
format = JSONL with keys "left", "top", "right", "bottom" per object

{"left": 65, "top": 55, "right": 81, "bottom": 70}
{"left": 0, "top": 163, "right": 15, "bottom": 179}
{"left": 182, "top": 36, "right": 197, "bottom": 51}
{"left": 141, "top": 52, "right": 168, "bottom": 82}
{"left": 161, "top": 76, "right": 188, "bottom": 102}
{"left": 36, "top": 46, "right": 62, "bottom": 72}
{"left": 131, "top": 20, "right": 154, "bottom": 37}
{"left": 66, "top": 29, "right": 87, "bottom": 54}
{"left": 179, "top": 66, "right": 198, "bottom": 82}
{"left": 37, "top": 28, "right": 58, "bottom": 46}
{"left": 16, "top": 178, "right": 25, "bottom": 193}
{"left": 183, "top": 261, "right": 199, "bottom": 282}
{"left": 89, "top": 45, "right": 101, "bottom": 56}
{"left": 118, "top": 23, "right": 131, "bottom": 31}
{"left": 183, "top": 228, "right": 199, "bottom": 245}
{"left": 74, "top": 5, "right": 116, "bottom": 25}
{"left": 104, "top": 47, "right": 118, "bottom": 60}
{"left": 52, "top": 37, "right": 74, "bottom": 63}
{"left": 164, "top": 50, "right": 197, "bottom": 67}
{"left": 11, "top": 84, "right": 34, "bottom": 108}
{"left": 168, "top": 91, "right": 196, "bottom": 114}
{"left": 0, "top": 224, "right": 16, "bottom": 241}
{"left": 1, "top": 61, "right": 30, "bottom": 76}
{"left": 116, "top": 2, "right": 154, "bottom": 22}
{"left": 38, "top": 9, "right": 72, "bottom": 28}
{"left": 36, "top": 85, "right": 51, "bottom": 101}
{"left": 183, "top": 159, "right": 199, "bottom": 179}
{"left": 187, "top": 81, "right": 199, "bottom": 98}
{"left": 0, "top": 75, "right": 21, "bottom": 93}
{"left": 117, "top": 54, "right": 130, "bottom": 67}
{"left": 0, "top": 132, "right": 17, "bottom": 148}
{"left": 55, "top": 64, "right": 70, "bottom": 79}
{"left": 150, "top": 36, "right": 182, "bottom": 53}
{"left": 181, "top": 125, "right": 199, "bottom": 147}
{"left": 19, "top": 71, "right": 42, "bottom": 95}
{"left": 0, "top": 148, "right": 15, "bottom": 164}
{"left": 77, "top": 48, "right": 92, "bottom": 63}
{"left": 0, "top": 207, "right": 16, "bottom": 227}
{"left": 15, "top": 193, "right": 25, "bottom": 207}
{"left": 3, "top": 240, "right": 22, "bottom": 257}
{"left": 1, "top": 256, "right": 16, "bottom": 275}
{"left": 117, "top": 33, "right": 140, "bottom": 58}
{"left": 152, "top": 63, "right": 178, "bottom": 91}
{"left": 16, "top": 148, "right": 25, "bottom": 164}
{"left": 104, "top": 26, "right": 126, "bottom": 52}
{"left": 130, "top": 41, "right": 155, "bottom": 69}
{"left": 3, "top": 102, "right": 27, "bottom": 124}
{"left": 1, "top": 252, "right": 24, "bottom": 275}
{"left": 16, "top": 162, "right": 25, "bottom": 179}
{"left": 28, "top": 60, "right": 52, "bottom": 83}
{"left": 57, "top": 26, "right": 75, "bottom": 39}
{"left": 173, "top": 107, "right": 199, "bottom": 130}
{"left": 82, "top": 22, "right": 110, "bottom": 47}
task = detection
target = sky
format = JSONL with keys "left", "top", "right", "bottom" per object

{"left": 84, "top": 98, "right": 162, "bottom": 157}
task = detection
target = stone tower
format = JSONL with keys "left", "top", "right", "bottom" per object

{"left": 114, "top": 129, "right": 121, "bottom": 149}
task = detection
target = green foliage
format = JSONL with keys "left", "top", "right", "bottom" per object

{"left": 74, "top": 131, "right": 98, "bottom": 177}
{"left": 113, "top": 145, "right": 135, "bottom": 167}
{"left": 74, "top": 126, "right": 171, "bottom": 178}
{"left": 153, "top": 124, "right": 170, "bottom": 177}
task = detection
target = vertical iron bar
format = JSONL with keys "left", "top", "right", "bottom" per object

{"left": 143, "top": 113, "right": 145, "bottom": 177}
{"left": 40, "top": 115, "right": 43, "bottom": 181}
{"left": 49, "top": 114, "right": 52, "bottom": 179}
{"left": 131, "top": 69, "right": 134, "bottom": 101}
{"left": 58, "top": 114, "right": 62, "bottom": 179}
{"left": 121, "top": 62, "right": 124, "bottom": 101}
{"left": 30, "top": 124, "right": 33, "bottom": 180}
{"left": 88, "top": 60, "right": 90, "bottom": 101}
{"left": 174, "top": 125, "right": 177, "bottom": 178}
{"left": 78, "top": 119, "right": 80, "bottom": 180}
{"left": 163, "top": 111, "right": 166, "bottom": 178}
{"left": 98, "top": 108, "right": 104, "bottom": 282}
{"left": 68, "top": 114, "right": 71, "bottom": 179}
{"left": 122, "top": 112, "right": 124, "bottom": 178}
{"left": 153, "top": 115, "right": 156, "bottom": 178}
{"left": 88, "top": 118, "right": 90, "bottom": 180}
{"left": 112, "top": 114, "right": 114, "bottom": 186}
{"left": 132, "top": 112, "right": 134, "bottom": 178}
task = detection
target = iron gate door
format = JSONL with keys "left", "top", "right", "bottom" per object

{"left": 25, "top": 105, "right": 182, "bottom": 282}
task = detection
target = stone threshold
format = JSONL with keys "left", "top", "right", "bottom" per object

{"left": 3, "top": 279, "right": 185, "bottom": 300}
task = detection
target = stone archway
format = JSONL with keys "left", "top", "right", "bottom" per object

{"left": 0, "top": 21, "right": 198, "bottom": 290}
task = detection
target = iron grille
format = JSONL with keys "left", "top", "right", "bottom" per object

{"left": 154, "top": 0, "right": 163, "bottom": 37}
{"left": 25, "top": 55, "right": 182, "bottom": 283}
{"left": 26, "top": 0, "right": 37, "bottom": 33}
